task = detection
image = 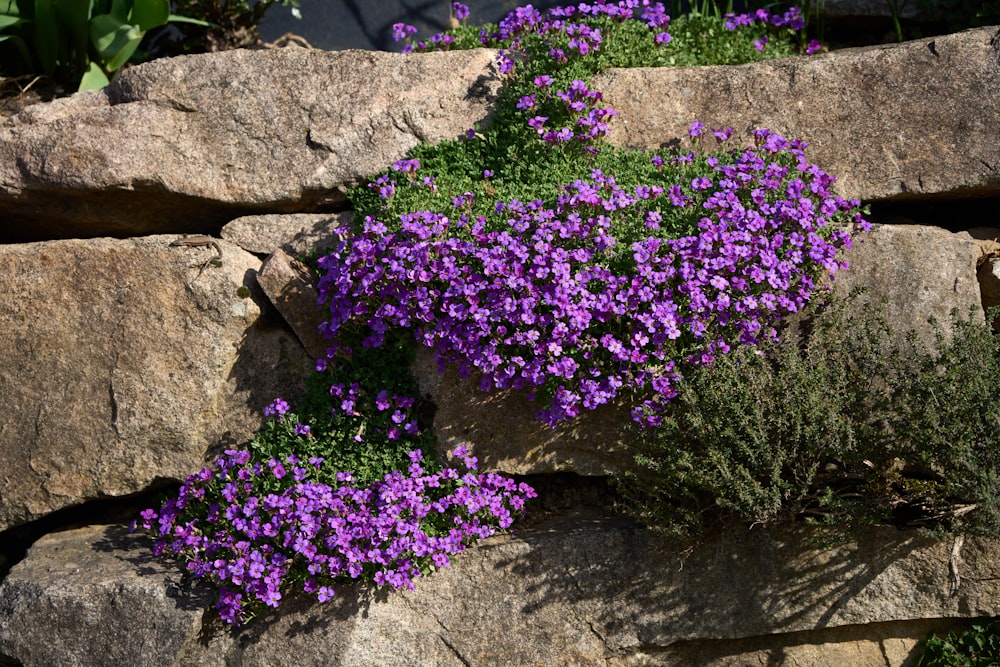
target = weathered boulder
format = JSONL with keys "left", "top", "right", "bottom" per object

{"left": 0, "top": 48, "right": 500, "bottom": 241}
{"left": 412, "top": 347, "right": 634, "bottom": 476}
{"left": 596, "top": 25, "right": 1000, "bottom": 202}
{"left": 413, "top": 223, "right": 985, "bottom": 476}
{"left": 221, "top": 212, "right": 352, "bottom": 257}
{"left": 2, "top": 514, "right": 997, "bottom": 666}
{"left": 0, "top": 236, "right": 312, "bottom": 531}
{"left": 0, "top": 525, "right": 210, "bottom": 667}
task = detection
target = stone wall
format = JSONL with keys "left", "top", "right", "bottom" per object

{"left": 2, "top": 25, "right": 1000, "bottom": 666}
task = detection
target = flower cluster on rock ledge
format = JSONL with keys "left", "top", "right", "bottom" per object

{"left": 137, "top": 0, "right": 864, "bottom": 627}
{"left": 137, "top": 443, "right": 535, "bottom": 625}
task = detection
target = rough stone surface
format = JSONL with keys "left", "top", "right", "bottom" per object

{"left": 0, "top": 525, "right": 210, "bottom": 667}
{"left": 256, "top": 248, "right": 328, "bottom": 360}
{"left": 834, "top": 223, "right": 985, "bottom": 348}
{"left": 0, "top": 236, "right": 312, "bottom": 531}
{"left": 412, "top": 347, "right": 635, "bottom": 476}
{"left": 595, "top": 26, "right": 1000, "bottom": 202}
{"left": 413, "top": 223, "right": 984, "bottom": 476}
{"left": 0, "top": 48, "right": 500, "bottom": 240}
{"left": 3, "top": 514, "right": 998, "bottom": 666}
{"left": 221, "top": 212, "right": 352, "bottom": 257}
{"left": 968, "top": 226, "right": 1000, "bottom": 262}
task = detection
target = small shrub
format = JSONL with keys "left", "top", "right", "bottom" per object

{"left": 336, "top": 2, "right": 854, "bottom": 428}
{"left": 136, "top": 442, "right": 535, "bottom": 625}
{"left": 615, "top": 296, "right": 1000, "bottom": 538}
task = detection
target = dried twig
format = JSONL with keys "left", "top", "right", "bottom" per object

{"left": 261, "top": 32, "right": 313, "bottom": 49}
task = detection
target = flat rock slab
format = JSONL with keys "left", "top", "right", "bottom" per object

{"left": 0, "top": 236, "right": 312, "bottom": 531}
{"left": 3, "top": 516, "right": 999, "bottom": 666}
{"left": 596, "top": 25, "right": 1000, "bottom": 202}
{"left": 0, "top": 48, "right": 500, "bottom": 241}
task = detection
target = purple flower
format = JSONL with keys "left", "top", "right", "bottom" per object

{"left": 263, "top": 398, "right": 289, "bottom": 418}
{"left": 452, "top": 2, "right": 470, "bottom": 22}
{"left": 391, "top": 23, "right": 418, "bottom": 42}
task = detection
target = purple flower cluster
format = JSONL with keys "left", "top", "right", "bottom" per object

{"left": 476, "top": 1, "right": 671, "bottom": 69}
{"left": 318, "top": 128, "right": 869, "bottom": 426}
{"left": 522, "top": 78, "right": 618, "bottom": 152}
{"left": 263, "top": 397, "right": 289, "bottom": 419}
{"left": 327, "top": 382, "right": 420, "bottom": 441}
{"left": 724, "top": 6, "right": 807, "bottom": 31}
{"left": 136, "top": 446, "right": 536, "bottom": 625}
{"left": 722, "top": 6, "right": 822, "bottom": 54}
{"left": 395, "top": 2, "right": 677, "bottom": 66}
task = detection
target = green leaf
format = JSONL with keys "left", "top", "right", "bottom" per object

{"left": 1, "top": 0, "right": 22, "bottom": 17}
{"left": 131, "top": 0, "right": 168, "bottom": 32}
{"left": 77, "top": 59, "right": 109, "bottom": 91}
{"left": 166, "top": 13, "right": 211, "bottom": 27}
{"left": 89, "top": 13, "right": 140, "bottom": 71}
{"left": 53, "top": 0, "right": 91, "bottom": 75}
{"left": 32, "top": 0, "right": 57, "bottom": 76}
{"left": 108, "top": 0, "right": 128, "bottom": 22}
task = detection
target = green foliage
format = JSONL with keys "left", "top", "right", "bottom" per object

{"left": 0, "top": 0, "right": 208, "bottom": 91}
{"left": 917, "top": 620, "right": 1000, "bottom": 666}
{"left": 894, "top": 308, "right": 1000, "bottom": 536}
{"left": 615, "top": 296, "right": 1000, "bottom": 538}
{"left": 248, "top": 331, "right": 438, "bottom": 489}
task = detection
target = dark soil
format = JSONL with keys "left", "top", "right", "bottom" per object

{"left": 0, "top": 75, "right": 62, "bottom": 118}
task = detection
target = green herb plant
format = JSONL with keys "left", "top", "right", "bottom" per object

{"left": 616, "top": 296, "right": 1000, "bottom": 538}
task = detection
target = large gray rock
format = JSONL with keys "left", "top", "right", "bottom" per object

{"left": 0, "top": 236, "right": 312, "bottom": 531}
{"left": 3, "top": 514, "right": 998, "bottom": 666}
{"left": 0, "top": 525, "right": 211, "bottom": 667}
{"left": 0, "top": 48, "right": 500, "bottom": 241}
{"left": 596, "top": 25, "right": 1000, "bottom": 202}
{"left": 413, "top": 223, "right": 985, "bottom": 476}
